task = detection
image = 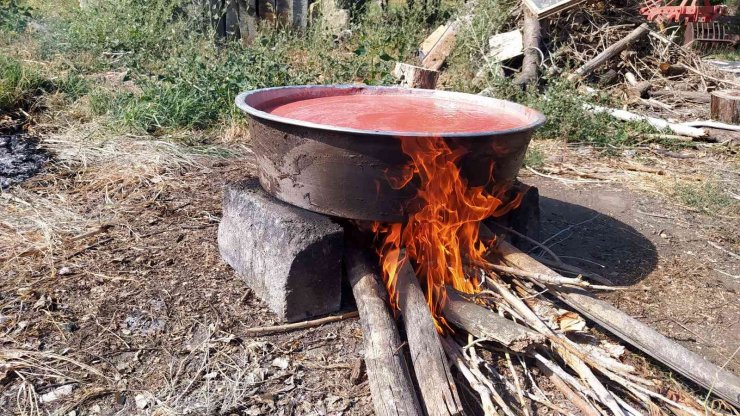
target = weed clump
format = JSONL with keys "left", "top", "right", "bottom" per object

{"left": 0, "top": 55, "right": 46, "bottom": 112}
{"left": 46, "top": 0, "right": 444, "bottom": 133}
{"left": 672, "top": 181, "right": 739, "bottom": 216}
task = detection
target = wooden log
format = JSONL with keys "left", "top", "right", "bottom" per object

{"left": 514, "top": 9, "right": 542, "bottom": 87}
{"left": 710, "top": 90, "right": 740, "bottom": 124}
{"left": 392, "top": 63, "right": 439, "bottom": 89}
{"left": 442, "top": 289, "right": 544, "bottom": 352}
{"left": 491, "top": 237, "right": 740, "bottom": 408}
{"left": 585, "top": 103, "right": 707, "bottom": 138}
{"left": 628, "top": 81, "right": 652, "bottom": 99}
{"left": 568, "top": 24, "right": 650, "bottom": 82}
{"left": 649, "top": 90, "right": 711, "bottom": 104}
{"left": 659, "top": 63, "right": 687, "bottom": 77}
{"left": 345, "top": 244, "right": 424, "bottom": 416}
{"left": 396, "top": 260, "right": 464, "bottom": 416}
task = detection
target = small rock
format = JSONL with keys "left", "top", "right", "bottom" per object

{"left": 135, "top": 393, "right": 150, "bottom": 409}
{"left": 40, "top": 384, "right": 74, "bottom": 403}
{"left": 58, "top": 266, "right": 73, "bottom": 276}
{"left": 271, "top": 357, "right": 290, "bottom": 370}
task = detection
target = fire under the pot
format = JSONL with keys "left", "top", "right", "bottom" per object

{"left": 239, "top": 85, "right": 543, "bottom": 330}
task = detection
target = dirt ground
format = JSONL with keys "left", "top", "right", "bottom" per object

{"left": 0, "top": 124, "right": 738, "bottom": 414}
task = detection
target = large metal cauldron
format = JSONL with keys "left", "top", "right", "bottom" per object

{"left": 236, "top": 85, "right": 545, "bottom": 222}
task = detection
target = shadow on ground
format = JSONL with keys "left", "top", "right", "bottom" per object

{"left": 535, "top": 196, "right": 659, "bottom": 286}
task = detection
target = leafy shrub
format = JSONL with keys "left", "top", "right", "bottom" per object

{"left": 0, "top": 0, "right": 33, "bottom": 33}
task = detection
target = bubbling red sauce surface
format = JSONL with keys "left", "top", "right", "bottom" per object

{"left": 264, "top": 94, "right": 529, "bottom": 134}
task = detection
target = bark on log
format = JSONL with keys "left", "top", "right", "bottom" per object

{"left": 514, "top": 9, "right": 542, "bottom": 87}
{"left": 568, "top": 24, "right": 650, "bottom": 82}
{"left": 628, "top": 81, "right": 652, "bottom": 99}
{"left": 491, "top": 237, "right": 740, "bottom": 408}
{"left": 442, "top": 289, "right": 544, "bottom": 352}
{"left": 345, "top": 244, "right": 424, "bottom": 416}
{"left": 710, "top": 90, "right": 740, "bottom": 124}
{"left": 392, "top": 63, "right": 440, "bottom": 89}
{"left": 649, "top": 90, "right": 711, "bottom": 104}
{"left": 396, "top": 261, "right": 464, "bottom": 416}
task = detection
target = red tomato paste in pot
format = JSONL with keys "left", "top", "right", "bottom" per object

{"left": 265, "top": 94, "right": 528, "bottom": 134}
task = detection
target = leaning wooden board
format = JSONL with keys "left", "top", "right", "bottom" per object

{"left": 522, "top": 0, "right": 585, "bottom": 18}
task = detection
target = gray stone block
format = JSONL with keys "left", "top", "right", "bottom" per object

{"left": 218, "top": 179, "right": 344, "bottom": 322}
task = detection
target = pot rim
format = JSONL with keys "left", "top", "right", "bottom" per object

{"left": 235, "top": 84, "right": 546, "bottom": 139}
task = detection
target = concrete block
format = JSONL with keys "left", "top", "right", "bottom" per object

{"left": 218, "top": 179, "right": 344, "bottom": 322}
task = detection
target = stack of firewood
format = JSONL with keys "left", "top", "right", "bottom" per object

{"left": 345, "top": 223, "right": 740, "bottom": 416}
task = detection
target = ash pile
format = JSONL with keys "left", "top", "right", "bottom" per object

{"left": 0, "top": 117, "right": 48, "bottom": 189}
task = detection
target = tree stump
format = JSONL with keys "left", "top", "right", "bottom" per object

{"left": 710, "top": 90, "right": 740, "bottom": 124}
{"left": 392, "top": 63, "right": 439, "bottom": 89}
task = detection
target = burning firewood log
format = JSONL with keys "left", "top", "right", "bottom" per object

{"left": 395, "top": 259, "right": 464, "bottom": 416}
{"left": 344, "top": 242, "right": 423, "bottom": 416}
{"left": 441, "top": 288, "right": 544, "bottom": 352}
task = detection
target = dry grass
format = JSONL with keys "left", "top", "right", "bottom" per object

{"left": 0, "top": 122, "right": 205, "bottom": 273}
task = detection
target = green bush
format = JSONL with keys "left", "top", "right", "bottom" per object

{"left": 0, "top": 0, "right": 33, "bottom": 33}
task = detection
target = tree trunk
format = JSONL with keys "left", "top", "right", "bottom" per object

{"left": 515, "top": 9, "right": 541, "bottom": 87}
{"left": 710, "top": 90, "right": 740, "bottom": 124}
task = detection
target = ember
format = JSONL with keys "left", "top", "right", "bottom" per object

{"left": 372, "top": 137, "right": 524, "bottom": 331}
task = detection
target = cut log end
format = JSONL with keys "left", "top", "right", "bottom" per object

{"left": 710, "top": 89, "right": 740, "bottom": 124}
{"left": 392, "top": 63, "right": 440, "bottom": 89}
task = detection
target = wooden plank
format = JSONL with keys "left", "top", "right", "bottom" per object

{"left": 396, "top": 260, "right": 464, "bottom": 416}
{"left": 488, "top": 30, "right": 524, "bottom": 62}
{"left": 420, "top": 25, "right": 448, "bottom": 59}
{"left": 421, "top": 21, "right": 459, "bottom": 71}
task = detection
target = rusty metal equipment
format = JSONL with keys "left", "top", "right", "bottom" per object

{"left": 640, "top": 0, "right": 725, "bottom": 24}
{"left": 684, "top": 17, "right": 740, "bottom": 51}
{"left": 235, "top": 85, "right": 545, "bottom": 222}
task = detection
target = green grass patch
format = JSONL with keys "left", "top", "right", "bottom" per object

{"left": 523, "top": 147, "right": 545, "bottom": 169}
{"left": 33, "top": 0, "right": 449, "bottom": 133}
{"left": 672, "top": 181, "right": 739, "bottom": 216}
{"left": 0, "top": 54, "right": 47, "bottom": 112}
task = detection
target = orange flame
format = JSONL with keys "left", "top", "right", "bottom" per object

{"left": 373, "top": 137, "right": 524, "bottom": 331}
